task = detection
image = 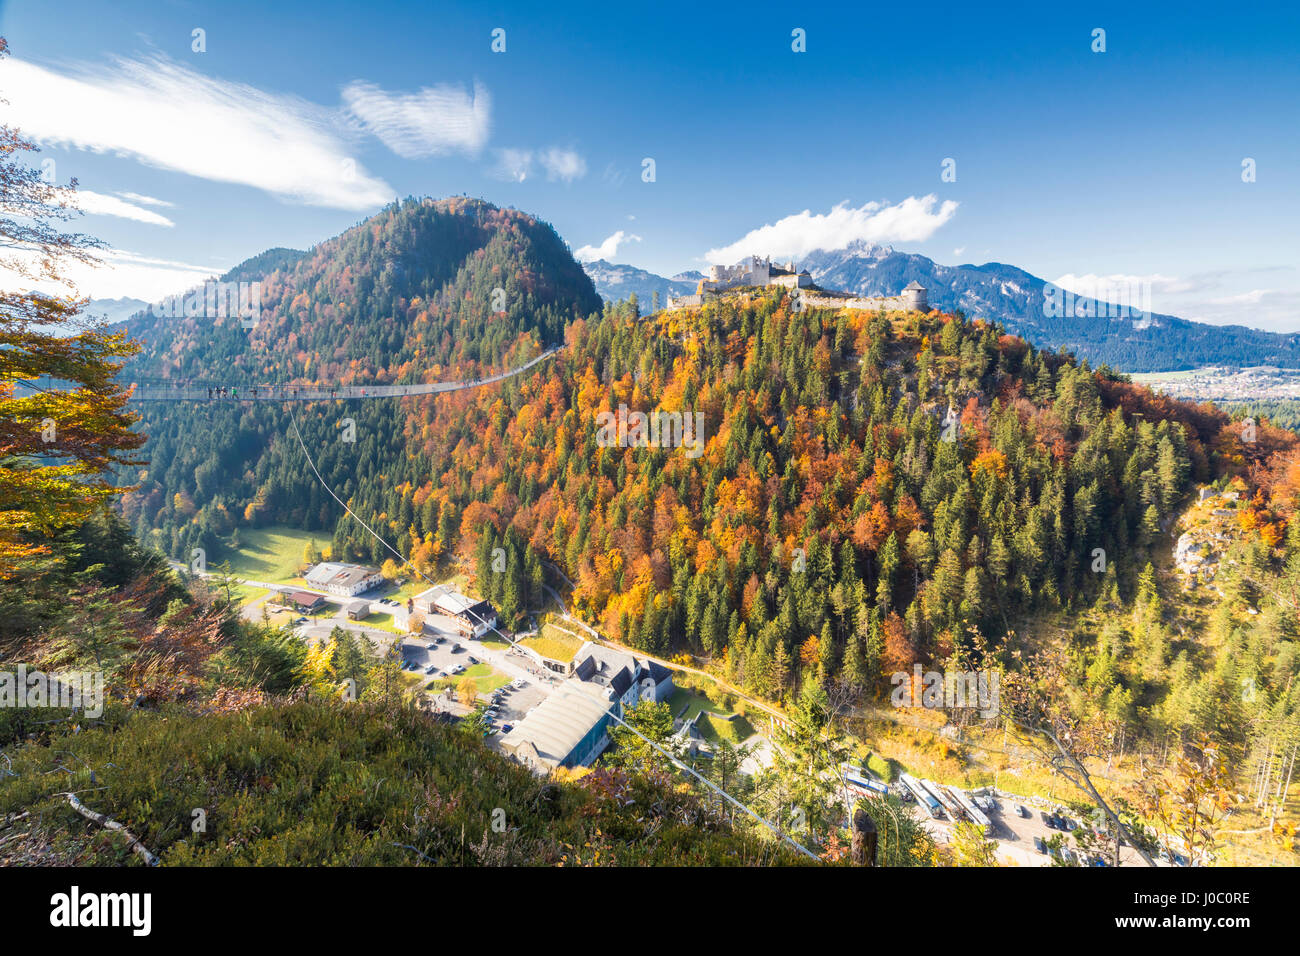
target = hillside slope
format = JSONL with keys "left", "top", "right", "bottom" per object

{"left": 119, "top": 197, "right": 601, "bottom": 387}
{"left": 110, "top": 199, "right": 1300, "bottom": 789}
{"left": 0, "top": 698, "right": 800, "bottom": 866}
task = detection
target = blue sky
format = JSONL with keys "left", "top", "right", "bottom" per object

{"left": 2, "top": 0, "right": 1299, "bottom": 329}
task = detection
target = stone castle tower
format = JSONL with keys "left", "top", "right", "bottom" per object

{"left": 902, "top": 281, "right": 928, "bottom": 312}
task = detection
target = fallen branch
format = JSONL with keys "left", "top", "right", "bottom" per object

{"left": 1, "top": 810, "right": 30, "bottom": 830}
{"left": 391, "top": 842, "right": 435, "bottom": 864}
{"left": 61, "top": 793, "right": 158, "bottom": 866}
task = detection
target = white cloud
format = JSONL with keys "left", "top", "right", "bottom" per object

{"left": 704, "top": 196, "right": 959, "bottom": 263}
{"left": 539, "top": 147, "right": 586, "bottom": 183}
{"left": 341, "top": 80, "right": 490, "bottom": 159}
{"left": 1053, "top": 269, "right": 1300, "bottom": 332}
{"left": 953, "top": 246, "right": 966, "bottom": 257}
{"left": 489, "top": 148, "right": 534, "bottom": 182}
{"left": 1209, "top": 289, "right": 1273, "bottom": 305}
{"left": 1183, "top": 289, "right": 1300, "bottom": 331}
{"left": 1, "top": 53, "right": 392, "bottom": 210}
{"left": 116, "top": 191, "right": 174, "bottom": 208}
{"left": 76, "top": 190, "right": 174, "bottom": 227}
{"left": 489, "top": 146, "right": 587, "bottom": 184}
{"left": 1054, "top": 272, "right": 1188, "bottom": 297}
{"left": 574, "top": 230, "right": 642, "bottom": 263}
{"left": 2, "top": 245, "right": 222, "bottom": 301}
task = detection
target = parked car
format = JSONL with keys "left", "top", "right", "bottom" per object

{"left": 451, "top": 664, "right": 466, "bottom": 675}
{"left": 1041, "top": 811, "right": 1056, "bottom": 828}
{"left": 501, "top": 723, "right": 513, "bottom": 733}
{"left": 424, "top": 664, "right": 437, "bottom": 674}
{"left": 1033, "top": 836, "right": 1046, "bottom": 854}
{"left": 1014, "top": 804, "right": 1029, "bottom": 818}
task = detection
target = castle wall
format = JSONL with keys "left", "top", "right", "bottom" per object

{"left": 800, "top": 293, "right": 912, "bottom": 312}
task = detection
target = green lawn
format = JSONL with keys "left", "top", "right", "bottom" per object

{"left": 847, "top": 750, "right": 899, "bottom": 783}
{"left": 228, "top": 583, "right": 271, "bottom": 607}
{"left": 696, "top": 712, "right": 754, "bottom": 745}
{"left": 389, "top": 571, "right": 471, "bottom": 602}
{"left": 221, "top": 526, "right": 324, "bottom": 584}
{"left": 669, "top": 688, "right": 730, "bottom": 722}
{"left": 520, "top": 624, "right": 585, "bottom": 663}
{"left": 357, "top": 611, "right": 404, "bottom": 634}
{"left": 667, "top": 688, "right": 754, "bottom": 745}
{"left": 430, "top": 663, "right": 510, "bottom": 697}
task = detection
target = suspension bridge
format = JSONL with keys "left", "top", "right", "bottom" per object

{"left": 88, "top": 346, "right": 563, "bottom": 402}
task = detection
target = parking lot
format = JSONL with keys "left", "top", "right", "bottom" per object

{"left": 919, "top": 791, "right": 1155, "bottom": 867}
{"left": 396, "top": 633, "right": 486, "bottom": 683}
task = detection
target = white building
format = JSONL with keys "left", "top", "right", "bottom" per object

{"left": 570, "top": 643, "right": 674, "bottom": 710}
{"left": 500, "top": 680, "right": 617, "bottom": 772}
{"left": 304, "top": 562, "right": 383, "bottom": 597}
{"left": 412, "top": 586, "right": 498, "bottom": 638}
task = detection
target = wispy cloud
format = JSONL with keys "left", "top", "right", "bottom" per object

{"left": 1055, "top": 272, "right": 1199, "bottom": 297}
{"left": 1, "top": 53, "right": 392, "bottom": 210}
{"left": 705, "top": 196, "right": 958, "bottom": 263}
{"left": 539, "top": 147, "right": 586, "bottom": 182}
{"left": 574, "top": 230, "right": 642, "bottom": 262}
{"left": 341, "top": 80, "right": 490, "bottom": 159}
{"left": 76, "top": 190, "right": 174, "bottom": 227}
{"left": 489, "top": 148, "right": 534, "bottom": 182}
{"left": 489, "top": 146, "right": 587, "bottom": 183}
{"left": 116, "top": 191, "right": 174, "bottom": 209}
{"left": 1054, "top": 268, "right": 1300, "bottom": 332}
{"left": 2, "top": 245, "right": 222, "bottom": 301}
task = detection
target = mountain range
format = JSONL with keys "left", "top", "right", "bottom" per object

{"left": 579, "top": 259, "right": 701, "bottom": 308}
{"left": 585, "top": 241, "right": 1300, "bottom": 373}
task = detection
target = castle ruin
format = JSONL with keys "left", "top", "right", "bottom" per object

{"left": 666, "top": 255, "right": 927, "bottom": 313}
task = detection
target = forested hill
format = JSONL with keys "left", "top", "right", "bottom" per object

{"left": 121, "top": 248, "right": 1266, "bottom": 695}
{"left": 119, "top": 197, "right": 602, "bottom": 388}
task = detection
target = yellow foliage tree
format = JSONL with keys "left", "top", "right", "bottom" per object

{"left": 0, "top": 66, "right": 146, "bottom": 578}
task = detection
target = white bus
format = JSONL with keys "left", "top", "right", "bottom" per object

{"left": 899, "top": 773, "right": 941, "bottom": 818}
{"left": 947, "top": 786, "right": 991, "bottom": 832}
{"left": 841, "top": 763, "right": 890, "bottom": 798}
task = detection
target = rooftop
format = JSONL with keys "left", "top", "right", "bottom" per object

{"left": 500, "top": 680, "right": 614, "bottom": 765}
{"left": 305, "top": 561, "right": 379, "bottom": 589}
{"left": 433, "top": 591, "right": 476, "bottom": 616}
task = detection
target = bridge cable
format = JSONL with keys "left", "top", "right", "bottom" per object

{"left": 283, "top": 404, "right": 821, "bottom": 863}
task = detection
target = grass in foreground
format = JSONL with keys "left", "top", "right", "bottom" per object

{"left": 0, "top": 700, "right": 805, "bottom": 866}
